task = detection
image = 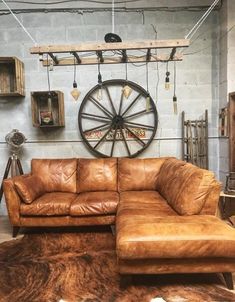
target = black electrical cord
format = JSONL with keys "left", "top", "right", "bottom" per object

{"left": 46, "top": 54, "right": 51, "bottom": 93}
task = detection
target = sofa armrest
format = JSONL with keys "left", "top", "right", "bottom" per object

{"left": 3, "top": 174, "right": 30, "bottom": 226}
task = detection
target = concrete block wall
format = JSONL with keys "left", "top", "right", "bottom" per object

{"left": 0, "top": 7, "right": 219, "bottom": 214}
{"left": 219, "top": 0, "right": 235, "bottom": 185}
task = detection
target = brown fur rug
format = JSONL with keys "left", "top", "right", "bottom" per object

{"left": 0, "top": 227, "right": 234, "bottom": 302}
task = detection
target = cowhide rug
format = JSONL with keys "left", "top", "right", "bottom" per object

{"left": 0, "top": 227, "right": 234, "bottom": 302}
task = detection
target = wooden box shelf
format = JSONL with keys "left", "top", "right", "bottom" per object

{"left": 31, "top": 90, "right": 65, "bottom": 128}
{"left": 0, "top": 57, "right": 25, "bottom": 96}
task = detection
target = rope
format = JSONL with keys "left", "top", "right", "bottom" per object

{"left": 185, "top": 0, "right": 220, "bottom": 40}
{"left": 112, "top": 0, "right": 115, "bottom": 33}
{"left": 1, "top": 0, "right": 38, "bottom": 45}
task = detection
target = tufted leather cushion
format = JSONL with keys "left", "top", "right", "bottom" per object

{"left": 70, "top": 191, "right": 119, "bottom": 216}
{"left": 118, "top": 158, "right": 169, "bottom": 192}
{"left": 78, "top": 158, "right": 117, "bottom": 192}
{"left": 156, "top": 158, "right": 219, "bottom": 215}
{"left": 31, "top": 159, "right": 77, "bottom": 193}
{"left": 14, "top": 174, "right": 45, "bottom": 204}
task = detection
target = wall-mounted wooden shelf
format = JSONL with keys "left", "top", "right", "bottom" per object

{"left": 0, "top": 57, "right": 25, "bottom": 96}
{"left": 30, "top": 39, "right": 189, "bottom": 67}
{"left": 31, "top": 90, "right": 65, "bottom": 128}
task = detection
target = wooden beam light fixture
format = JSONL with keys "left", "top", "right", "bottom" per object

{"left": 30, "top": 39, "right": 189, "bottom": 67}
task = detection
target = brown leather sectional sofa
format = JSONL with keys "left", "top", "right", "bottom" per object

{"left": 3, "top": 157, "right": 235, "bottom": 289}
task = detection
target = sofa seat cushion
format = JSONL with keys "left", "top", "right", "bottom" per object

{"left": 70, "top": 191, "right": 119, "bottom": 216}
{"left": 20, "top": 192, "right": 78, "bottom": 216}
{"left": 118, "top": 191, "right": 178, "bottom": 217}
{"left": 116, "top": 215, "right": 235, "bottom": 260}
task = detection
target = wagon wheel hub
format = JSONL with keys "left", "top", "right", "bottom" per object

{"left": 112, "top": 115, "right": 124, "bottom": 127}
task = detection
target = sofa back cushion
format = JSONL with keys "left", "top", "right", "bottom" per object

{"left": 14, "top": 174, "right": 45, "bottom": 204}
{"left": 156, "top": 158, "right": 219, "bottom": 215}
{"left": 78, "top": 158, "right": 117, "bottom": 192}
{"left": 31, "top": 158, "right": 77, "bottom": 193}
{"left": 118, "top": 158, "right": 169, "bottom": 192}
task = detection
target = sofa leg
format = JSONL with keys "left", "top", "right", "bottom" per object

{"left": 119, "top": 275, "right": 133, "bottom": 290}
{"left": 222, "top": 272, "right": 234, "bottom": 290}
{"left": 12, "top": 226, "right": 20, "bottom": 238}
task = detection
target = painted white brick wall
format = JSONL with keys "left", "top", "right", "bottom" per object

{"left": 0, "top": 8, "right": 219, "bottom": 214}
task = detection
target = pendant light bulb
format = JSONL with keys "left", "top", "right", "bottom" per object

{"left": 97, "top": 85, "right": 103, "bottom": 101}
{"left": 146, "top": 93, "right": 151, "bottom": 112}
{"left": 70, "top": 81, "right": 80, "bottom": 101}
{"left": 123, "top": 85, "right": 132, "bottom": 99}
{"left": 97, "top": 70, "right": 103, "bottom": 101}
{"left": 165, "top": 71, "right": 170, "bottom": 90}
{"left": 173, "top": 95, "right": 178, "bottom": 115}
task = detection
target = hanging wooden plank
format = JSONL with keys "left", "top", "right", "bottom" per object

{"left": 30, "top": 39, "right": 189, "bottom": 54}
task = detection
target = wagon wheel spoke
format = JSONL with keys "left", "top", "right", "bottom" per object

{"left": 110, "top": 125, "right": 118, "bottom": 157}
{"left": 89, "top": 96, "right": 114, "bottom": 118}
{"left": 124, "top": 121, "right": 155, "bottom": 131}
{"left": 118, "top": 89, "right": 124, "bottom": 115}
{"left": 94, "top": 125, "right": 113, "bottom": 149}
{"left": 125, "top": 108, "right": 154, "bottom": 120}
{"left": 104, "top": 85, "right": 117, "bottom": 115}
{"left": 81, "top": 113, "right": 111, "bottom": 123}
{"left": 124, "top": 126, "right": 146, "bottom": 146}
{"left": 120, "top": 125, "right": 131, "bottom": 157}
{"left": 84, "top": 122, "right": 111, "bottom": 134}
{"left": 122, "top": 93, "right": 141, "bottom": 116}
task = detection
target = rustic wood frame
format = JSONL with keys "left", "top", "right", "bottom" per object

{"left": 30, "top": 39, "right": 189, "bottom": 67}
{"left": 31, "top": 90, "right": 65, "bottom": 128}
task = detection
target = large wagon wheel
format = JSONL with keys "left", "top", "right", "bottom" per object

{"left": 78, "top": 79, "right": 158, "bottom": 158}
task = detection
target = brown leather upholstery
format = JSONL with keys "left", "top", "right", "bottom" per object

{"left": 78, "top": 158, "right": 117, "bottom": 192}
{"left": 3, "top": 178, "right": 21, "bottom": 225}
{"left": 31, "top": 159, "right": 77, "bottom": 193}
{"left": 3, "top": 156, "right": 235, "bottom": 287}
{"left": 118, "top": 191, "right": 178, "bottom": 217}
{"left": 116, "top": 215, "right": 235, "bottom": 259}
{"left": 70, "top": 191, "right": 119, "bottom": 216}
{"left": 20, "top": 215, "right": 115, "bottom": 226}
{"left": 20, "top": 192, "right": 77, "bottom": 216}
{"left": 156, "top": 158, "right": 220, "bottom": 215}
{"left": 14, "top": 174, "right": 45, "bottom": 204}
{"left": 118, "top": 157, "right": 168, "bottom": 192}
{"left": 118, "top": 258, "right": 235, "bottom": 274}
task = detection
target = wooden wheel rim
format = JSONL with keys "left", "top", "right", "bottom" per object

{"left": 78, "top": 79, "right": 158, "bottom": 158}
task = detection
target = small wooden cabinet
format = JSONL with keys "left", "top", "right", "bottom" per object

{"left": 31, "top": 90, "right": 65, "bottom": 128}
{"left": 0, "top": 57, "right": 25, "bottom": 96}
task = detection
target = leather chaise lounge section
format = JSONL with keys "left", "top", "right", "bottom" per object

{"left": 3, "top": 157, "right": 235, "bottom": 289}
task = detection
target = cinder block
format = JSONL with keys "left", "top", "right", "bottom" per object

{"left": 22, "top": 13, "right": 52, "bottom": 28}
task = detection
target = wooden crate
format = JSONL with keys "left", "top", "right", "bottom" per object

{"left": 31, "top": 90, "right": 65, "bottom": 128}
{"left": 0, "top": 57, "right": 25, "bottom": 96}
